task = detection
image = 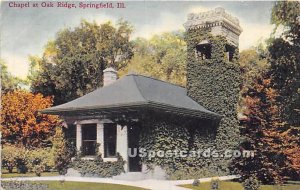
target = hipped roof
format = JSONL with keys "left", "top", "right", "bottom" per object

{"left": 42, "top": 74, "right": 221, "bottom": 119}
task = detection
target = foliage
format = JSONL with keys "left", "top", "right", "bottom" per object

{"left": 243, "top": 176, "right": 261, "bottom": 190}
{"left": 120, "top": 31, "right": 187, "bottom": 86}
{"left": 235, "top": 73, "right": 299, "bottom": 183}
{"left": 186, "top": 28, "right": 241, "bottom": 176}
{"left": 238, "top": 49, "right": 268, "bottom": 117}
{"left": 269, "top": 1, "right": 300, "bottom": 180}
{"left": 243, "top": 176, "right": 260, "bottom": 190}
{"left": 71, "top": 153, "right": 125, "bottom": 177}
{"left": 27, "top": 148, "right": 55, "bottom": 173}
{"left": 139, "top": 120, "right": 190, "bottom": 170}
{"left": 30, "top": 19, "right": 134, "bottom": 105}
{"left": 2, "top": 145, "right": 56, "bottom": 175}
{"left": 2, "top": 181, "right": 48, "bottom": 190}
{"left": 268, "top": 38, "right": 300, "bottom": 128}
{"left": 52, "top": 126, "right": 73, "bottom": 175}
{"left": 2, "top": 145, "right": 27, "bottom": 173}
{"left": 137, "top": 111, "right": 220, "bottom": 180}
{"left": 181, "top": 181, "right": 300, "bottom": 190}
{"left": 193, "top": 179, "right": 200, "bottom": 186}
{"left": 210, "top": 179, "right": 220, "bottom": 190}
{"left": 0, "top": 59, "right": 24, "bottom": 93}
{"left": 0, "top": 90, "right": 60, "bottom": 147}
{"left": 234, "top": 1, "right": 300, "bottom": 184}
{"left": 271, "top": 1, "right": 300, "bottom": 44}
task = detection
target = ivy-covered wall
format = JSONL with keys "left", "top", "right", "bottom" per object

{"left": 186, "top": 28, "right": 242, "bottom": 175}
{"left": 138, "top": 113, "right": 219, "bottom": 179}
{"left": 137, "top": 29, "right": 241, "bottom": 179}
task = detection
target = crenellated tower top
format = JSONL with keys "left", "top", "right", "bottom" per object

{"left": 184, "top": 7, "right": 242, "bottom": 47}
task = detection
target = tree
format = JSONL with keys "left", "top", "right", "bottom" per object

{"left": 238, "top": 49, "right": 268, "bottom": 116}
{"left": 30, "top": 19, "right": 134, "bottom": 104}
{"left": 236, "top": 74, "right": 298, "bottom": 184}
{"left": 235, "top": 1, "right": 300, "bottom": 182}
{"left": 0, "top": 90, "right": 61, "bottom": 147}
{"left": 0, "top": 60, "right": 22, "bottom": 93}
{"left": 120, "top": 31, "right": 187, "bottom": 86}
{"left": 269, "top": 1, "right": 300, "bottom": 127}
{"left": 268, "top": 1, "right": 300, "bottom": 181}
{"left": 271, "top": 1, "right": 300, "bottom": 45}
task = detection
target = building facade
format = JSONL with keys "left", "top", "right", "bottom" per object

{"left": 43, "top": 7, "right": 242, "bottom": 178}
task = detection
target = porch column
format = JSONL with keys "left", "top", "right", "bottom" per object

{"left": 117, "top": 125, "right": 128, "bottom": 172}
{"left": 76, "top": 124, "right": 82, "bottom": 151}
{"left": 97, "top": 123, "right": 104, "bottom": 156}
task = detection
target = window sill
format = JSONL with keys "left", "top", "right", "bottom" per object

{"left": 103, "top": 157, "right": 118, "bottom": 162}
{"left": 71, "top": 156, "right": 118, "bottom": 162}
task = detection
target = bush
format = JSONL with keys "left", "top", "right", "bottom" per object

{"left": 2, "top": 145, "right": 27, "bottom": 173}
{"left": 211, "top": 179, "right": 220, "bottom": 190}
{"left": 27, "top": 148, "right": 55, "bottom": 172}
{"left": 52, "top": 127, "right": 73, "bottom": 175}
{"left": 71, "top": 153, "right": 125, "bottom": 177}
{"left": 243, "top": 176, "right": 260, "bottom": 190}
{"left": 2, "top": 144, "right": 56, "bottom": 175}
{"left": 192, "top": 179, "right": 200, "bottom": 186}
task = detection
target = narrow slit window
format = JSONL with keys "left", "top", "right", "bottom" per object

{"left": 225, "top": 44, "right": 235, "bottom": 62}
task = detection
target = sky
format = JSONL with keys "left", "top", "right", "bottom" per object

{"left": 0, "top": 1, "right": 275, "bottom": 79}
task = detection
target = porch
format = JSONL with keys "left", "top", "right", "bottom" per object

{"left": 65, "top": 119, "right": 142, "bottom": 173}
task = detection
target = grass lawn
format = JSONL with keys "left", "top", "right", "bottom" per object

{"left": 38, "top": 181, "right": 148, "bottom": 190}
{"left": 181, "top": 181, "right": 300, "bottom": 190}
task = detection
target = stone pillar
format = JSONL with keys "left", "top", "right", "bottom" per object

{"left": 97, "top": 123, "right": 104, "bottom": 157}
{"left": 117, "top": 125, "right": 128, "bottom": 172}
{"left": 76, "top": 124, "right": 82, "bottom": 151}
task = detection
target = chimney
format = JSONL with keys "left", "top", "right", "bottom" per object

{"left": 103, "top": 67, "right": 117, "bottom": 86}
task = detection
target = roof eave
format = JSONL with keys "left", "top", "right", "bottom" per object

{"left": 40, "top": 101, "right": 222, "bottom": 120}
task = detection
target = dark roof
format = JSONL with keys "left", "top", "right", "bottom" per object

{"left": 42, "top": 74, "right": 221, "bottom": 119}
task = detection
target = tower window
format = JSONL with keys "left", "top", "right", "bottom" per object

{"left": 225, "top": 44, "right": 235, "bottom": 62}
{"left": 195, "top": 42, "right": 211, "bottom": 60}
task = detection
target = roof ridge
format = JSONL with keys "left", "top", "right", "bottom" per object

{"left": 126, "top": 73, "right": 185, "bottom": 89}
{"left": 131, "top": 75, "right": 148, "bottom": 102}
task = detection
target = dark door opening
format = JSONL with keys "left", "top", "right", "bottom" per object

{"left": 104, "top": 123, "right": 117, "bottom": 158}
{"left": 128, "top": 124, "right": 142, "bottom": 172}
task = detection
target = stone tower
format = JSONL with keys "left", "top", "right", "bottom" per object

{"left": 184, "top": 8, "right": 243, "bottom": 175}
{"left": 184, "top": 7, "right": 242, "bottom": 62}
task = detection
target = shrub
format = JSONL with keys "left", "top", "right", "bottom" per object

{"left": 71, "top": 153, "right": 125, "bottom": 177}
{"left": 27, "top": 148, "right": 55, "bottom": 172}
{"left": 2, "top": 145, "right": 27, "bottom": 173}
{"left": 210, "top": 179, "right": 220, "bottom": 190}
{"left": 243, "top": 176, "right": 260, "bottom": 190}
{"left": 2, "top": 144, "right": 56, "bottom": 175}
{"left": 192, "top": 179, "right": 200, "bottom": 186}
{"left": 52, "top": 127, "right": 73, "bottom": 175}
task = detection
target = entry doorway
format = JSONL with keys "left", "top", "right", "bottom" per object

{"left": 128, "top": 124, "right": 142, "bottom": 172}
